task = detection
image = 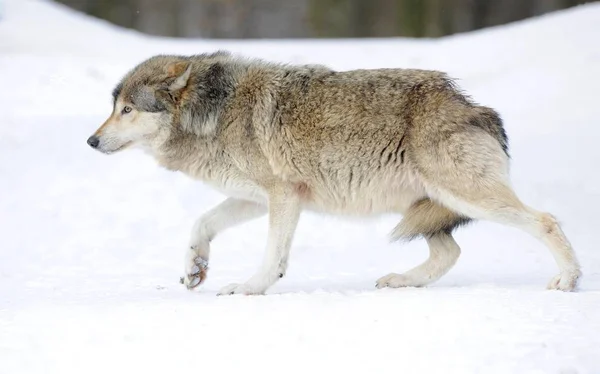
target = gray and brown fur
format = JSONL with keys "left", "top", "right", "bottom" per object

{"left": 88, "top": 51, "right": 581, "bottom": 294}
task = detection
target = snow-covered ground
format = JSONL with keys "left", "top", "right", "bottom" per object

{"left": 1, "top": 0, "right": 600, "bottom": 373}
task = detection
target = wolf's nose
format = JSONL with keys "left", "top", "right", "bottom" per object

{"left": 87, "top": 135, "right": 99, "bottom": 148}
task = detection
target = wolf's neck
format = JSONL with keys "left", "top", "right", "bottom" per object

{"left": 154, "top": 130, "right": 224, "bottom": 180}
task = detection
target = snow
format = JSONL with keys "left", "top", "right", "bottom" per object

{"left": 1, "top": 0, "right": 600, "bottom": 373}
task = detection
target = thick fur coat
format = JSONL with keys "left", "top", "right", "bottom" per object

{"left": 88, "top": 51, "right": 581, "bottom": 295}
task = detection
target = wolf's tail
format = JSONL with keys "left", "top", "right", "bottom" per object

{"left": 390, "top": 198, "right": 472, "bottom": 241}
{"left": 470, "top": 106, "right": 510, "bottom": 158}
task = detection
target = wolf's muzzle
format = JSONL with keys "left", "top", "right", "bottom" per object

{"left": 87, "top": 135, "right": 100, "bottom": 149}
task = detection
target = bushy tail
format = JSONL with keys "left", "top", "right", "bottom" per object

{"left": 390, "top": 198, "right": 472, "bottom": 241}
{"left": 470, "top": 106, "right": 510, "bottom": 158}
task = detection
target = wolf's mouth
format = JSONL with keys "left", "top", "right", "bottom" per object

{"left": 99, "top": 140, "right": 133, "bottom": 154}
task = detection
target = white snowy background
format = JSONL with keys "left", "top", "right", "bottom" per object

{"left": 1, "top": 0, "right": 599, "bottom": 373}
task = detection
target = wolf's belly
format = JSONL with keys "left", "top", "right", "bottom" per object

{"left": 302, "top": 171, "right": 426, "bottom": 216}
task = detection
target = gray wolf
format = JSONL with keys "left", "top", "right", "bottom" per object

{"left": 87, "top": 51, "right": 581, "bottom": 295}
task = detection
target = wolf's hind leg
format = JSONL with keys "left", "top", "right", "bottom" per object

{"left": 183, "top": 197, "right": 267, "bottom": 289}
{"left": 377, "top": 231, "right": 461, "bottom": 288}
{"left": 416, "top": 130, "right": 581, "bottom": 291}
{"left": 429, "top": 182, "right": 581, "bottom": 291}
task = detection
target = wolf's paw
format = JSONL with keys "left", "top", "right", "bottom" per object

{"left": 181, "top": 253, "right": 209, "bottom": 290}
{"left": 376, "top": 273, "right": 421, "bottom": 289}
{"left": 217, "top": 282, "right": 266, "bottom": 296}
{"left": 547, "top": 269, "right": 581, "bottom": 291}
{"left": 217, "top": 270, "right": 281, "bottom": 296}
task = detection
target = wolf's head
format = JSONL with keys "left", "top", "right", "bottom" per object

{"left": 87, "top": 52, "right": 234, "bottom": 155}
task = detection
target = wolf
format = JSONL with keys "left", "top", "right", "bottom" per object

{"left": 87, "top": 51, "right": 581, "bottom": 295}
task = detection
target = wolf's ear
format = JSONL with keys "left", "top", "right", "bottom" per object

{"left": 166, "top": 61, "right": 192, "bottom": 92}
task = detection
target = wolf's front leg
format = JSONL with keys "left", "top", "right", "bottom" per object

{"left": 183, "top": 197, "right": 267, "bottom": 289}
{"left": 218, "top": 186, "right": 301, "bottom": 296}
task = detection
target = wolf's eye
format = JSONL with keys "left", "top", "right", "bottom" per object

{"left": 122, "top": 106, "right": 132, "bottom": 114}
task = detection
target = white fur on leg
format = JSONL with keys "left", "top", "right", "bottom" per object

{"left": 535, "top": 213, "right": 581, "bottom": 291}
{"left": 426, "top": 185, "right": 582, "bottom": 291}
{"left": 218, "top": 187, "right": 301, "bottom": 296}
{"left": 183, "top": 198, "right": 267, "bottom": 289}
{"left": 376, "top": 232, "right": 461, "bottom": 288}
